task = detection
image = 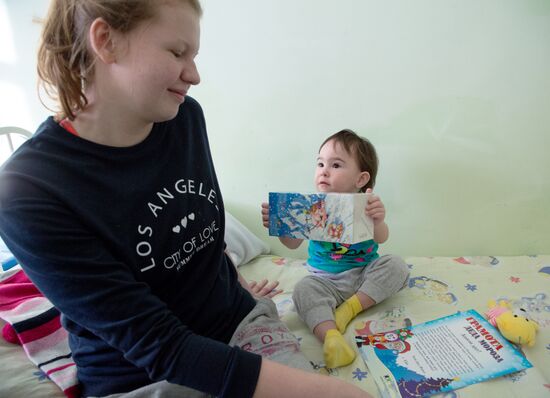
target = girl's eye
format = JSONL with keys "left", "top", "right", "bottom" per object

{"left": 317, "top": 162, "right": 324, "bottom": 168}
{"left": 171, "top": 50, "right": 184, "bottom": 58}
{"left": 332, "top": 163, "right": 341, "bottom": 169}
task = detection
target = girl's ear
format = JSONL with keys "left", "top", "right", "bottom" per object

{"left": 89, "top": 18, "right": 117, "bottom": 64}
{"left": 356, "top": 171, "right": 370, "bottom": 190}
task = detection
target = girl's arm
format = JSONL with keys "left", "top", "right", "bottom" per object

{"left": 278, "top": 236, "right": 303, "bottom": 249}
{"left": 261, "top": 202, "right": 304, "bottom": 249}
{"left": 254, "top": 358, "right": 373, "bottom": 398}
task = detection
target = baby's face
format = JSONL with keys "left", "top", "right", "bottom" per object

{"left": 315, "top": 140, "right": 367, "bottom": 193}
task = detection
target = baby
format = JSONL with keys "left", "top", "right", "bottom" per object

{"left": 262, "top": 129, "right": 410, "bottom": 368}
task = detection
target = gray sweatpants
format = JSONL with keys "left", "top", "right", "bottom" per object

{"left": 292, "top": 254, "right": 410, "bottom": 331}
{"left": 95, "top": 298, "right": 312, "bottom": 398}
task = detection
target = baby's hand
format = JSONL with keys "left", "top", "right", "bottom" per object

{"left": 365, "top": 188, "right": 386, "bottom": 225}
{"left": 261, "top": 202, "right": 269, "bottom": 228}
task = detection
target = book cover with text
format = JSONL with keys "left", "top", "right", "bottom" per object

{"left": 355, "top": 310, "right": 532, "bottom": 398}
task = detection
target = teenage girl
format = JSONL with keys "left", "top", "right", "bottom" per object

{"left": 0, "top": 1, "right": 372, "bottom": 397}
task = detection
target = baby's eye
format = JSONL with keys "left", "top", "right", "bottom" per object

{"left": 317, "top": 162, "right": 324, "bottom": 168}
{"left": 171, "top": 50, "right": 184, "bottom": 58}
{"left": 332, "top": 163, "right": 341, "bottom": 169}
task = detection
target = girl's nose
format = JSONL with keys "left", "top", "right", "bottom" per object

{"left": 182, "top": 60, "right": 201, "bottom": 85}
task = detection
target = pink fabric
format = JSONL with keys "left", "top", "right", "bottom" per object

{"left": 18, "top": 314, "right": 62, "bottom": 344}
{"left": 24, "top": 327, "right": 70, "bottom": 358}
{"left": 0, "top": 268, "right": 80, "bottom": 397}
{"left": 0, "top": 271, "right": 43, "bottom": 310}
{"left": 486, "top": 306, "right": 509, "bottom": 327}
{"left": 2, "top": 322, "right": 20, "bottom": 344}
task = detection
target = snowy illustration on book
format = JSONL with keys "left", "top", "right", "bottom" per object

{"left": 268, "top": 192, "right": 373, "bottom": 244}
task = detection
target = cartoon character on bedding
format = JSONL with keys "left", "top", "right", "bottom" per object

{"left": 499, "top": 293, "right": 550, "bottom": 328}
{"left": 261, "top": 129, "right": 410, "bottom": 368}
{"left": 408, "top": 276, "right": 458, "bottom": 305}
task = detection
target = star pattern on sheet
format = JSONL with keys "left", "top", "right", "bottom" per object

{"left": 510, "top": 276, "right": 521, "bottom": 283}
{"left": 352, "top": 367, "right": 368, "bottom": 381}
{"left": 33, "top": 370, "right": 49, "bottom": 381}
{"left": 465, "top": 283, "right": 477, "bottom": 292}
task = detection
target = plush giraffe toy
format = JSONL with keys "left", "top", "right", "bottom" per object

{"left": 485, "top": 299, "right": 538, "bottom": 347}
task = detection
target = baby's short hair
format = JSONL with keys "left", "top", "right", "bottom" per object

{"left": 319, "top": 129, "right": 378, "bottom": 191}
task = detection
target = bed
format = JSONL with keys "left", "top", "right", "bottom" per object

{"left": 240, "top": 253, "right": 550, "bottom": 397}
{"left": 1, "top": 216, "right": 549, "bottom": 397}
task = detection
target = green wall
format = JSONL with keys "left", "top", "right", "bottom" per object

{"left": 2, "top": 1, "right": 549, "bottom": 256}
{"left": 193, "top": 1, "right": 550, "bottom": 257}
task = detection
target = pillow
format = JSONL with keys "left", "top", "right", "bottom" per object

{"left": 225, "top": 211, "right": 270, "bottom": 266}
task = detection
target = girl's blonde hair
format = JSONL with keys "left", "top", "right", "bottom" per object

{"left": 37, "top": 0, "right": 202, "bottom": 120}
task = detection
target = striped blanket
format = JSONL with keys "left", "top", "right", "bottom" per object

{"left": 0, "top": 267, "right": 80, "bottom": 398}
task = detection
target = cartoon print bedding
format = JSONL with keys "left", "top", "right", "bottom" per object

{"left": 240, "top": 254, "right": 549, "bottom": 397}
{"left": 1, "top": 254, "right": 549, "bottom": 397}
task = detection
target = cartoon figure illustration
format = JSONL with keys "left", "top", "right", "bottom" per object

{"left": 327, "top": 222, "right": 344, "bottom": 239}
{"left": 358, "top": 328, "right": 413, "bottom": 347}
{"left": 517, "top": 293, "right": 550, "bottom": 314}
{"left": 374, "top": 339, "right": 411, "bottom": 354}
{"left": 308, "top": 200, "right": 328, "bottom": 229}
{"left": 507, "top": 293, "right": 550, "bottom": 328}
{"left": 408, "top": 276, "right": 458, "bottom": 305}
{"left": 354, "top": 306, "right": 412, "bottom": 336}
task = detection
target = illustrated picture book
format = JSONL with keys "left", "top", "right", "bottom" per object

{"left": 268, "top": 192, "right": 374, "bottom": 244}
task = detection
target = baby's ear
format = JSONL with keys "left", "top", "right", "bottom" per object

{"left": 356, "top": 171, "right": 370, "bottom": 190}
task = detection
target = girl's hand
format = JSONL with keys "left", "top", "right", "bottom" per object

{"left": 261, "top": 202, "right": 269, "bottom": 228}
{"left": 248, "top": 279, "right": 283, "bottom": 298}
{"left": 365, "top": 188, "right": 386, "bottom": 226}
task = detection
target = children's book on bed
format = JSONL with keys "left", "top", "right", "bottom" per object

{"left": 268, "top": 192, "right": 374, "bottom": 244}
{"left": 355, "top": 309, "right": 532, "bottom": 398}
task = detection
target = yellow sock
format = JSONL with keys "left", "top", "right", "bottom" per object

{"left": 323, "top": 329, "right": 356, "bottom": 368}
{"left": 334, "top": 294, "right": 363, "bottom": 333}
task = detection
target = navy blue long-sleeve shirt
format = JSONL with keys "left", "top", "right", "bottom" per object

{"left": 0, "top": 97, "right": 262, "bottom": 397}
